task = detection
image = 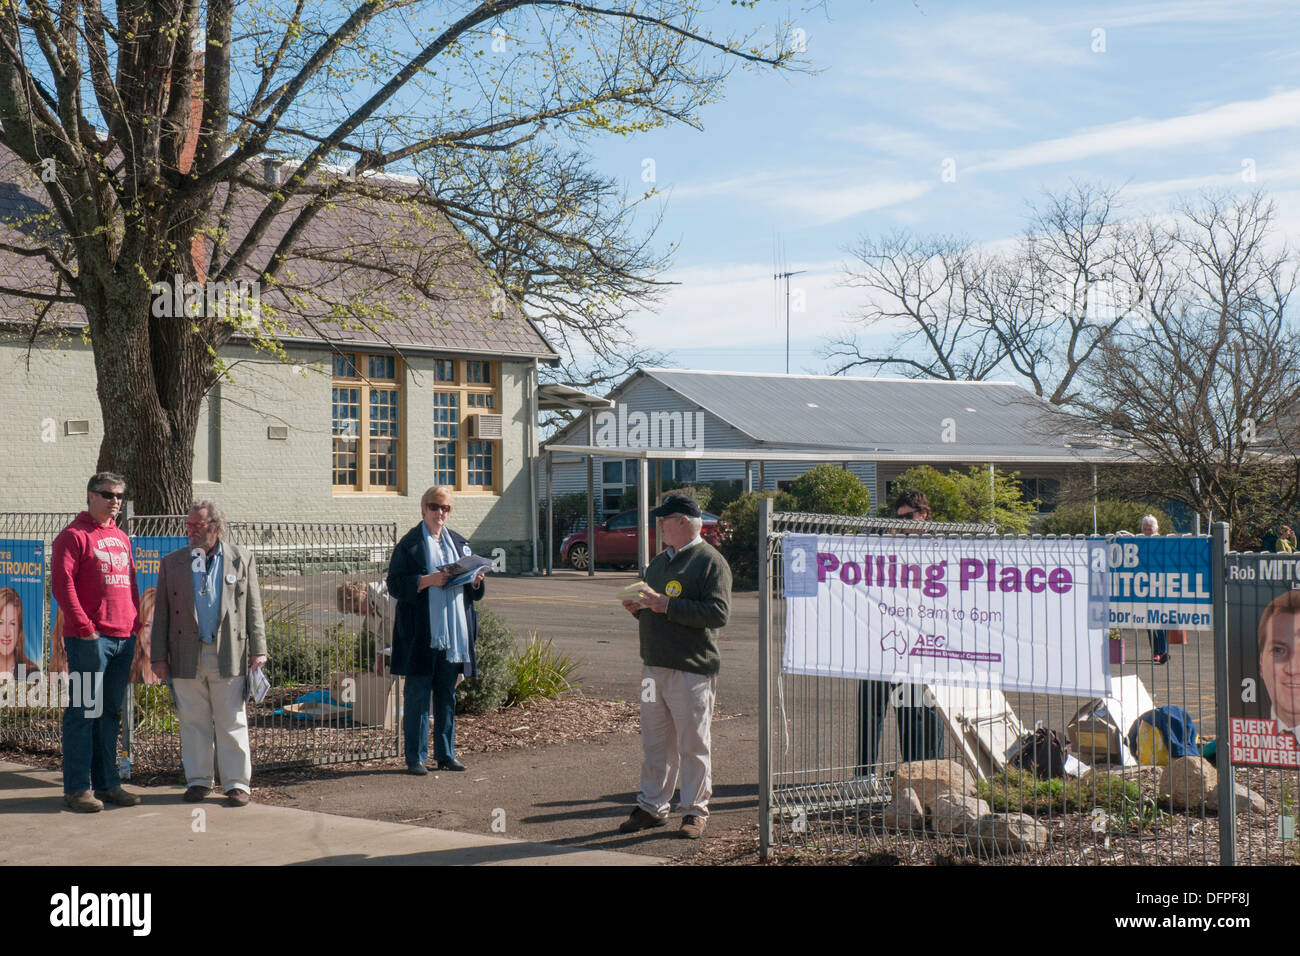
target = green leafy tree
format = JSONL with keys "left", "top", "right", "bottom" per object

{"left": 719, "top": 490, "right": 795, "bottom": 590}
{"left": 787, "top": 465, "right": 871, "bottom": 516}
{"left": 950, "top": 467, "right": 1037, "bottom": 533}
{"left": 1035, "top": 501, "right": 1174, "bottom": 536}
{"left": 881, "top": 465, "right": 967, "bottom": 520}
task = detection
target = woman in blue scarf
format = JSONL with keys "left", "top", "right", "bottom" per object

{"left": 387, "top": 486, "right": 487, "bottom": 773}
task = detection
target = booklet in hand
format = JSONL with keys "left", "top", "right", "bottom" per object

{"left": 439, "top": 554, "right": 493, "bottom": 589}
{"left": 617, "top": 581, "right": 654, "bottom": 601}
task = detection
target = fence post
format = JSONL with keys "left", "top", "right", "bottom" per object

{"left": 758, "top": 495, "right": 773, "bottom": 861}
{"left": 1212, "top": 520, "right": 1234, "bottom": 865}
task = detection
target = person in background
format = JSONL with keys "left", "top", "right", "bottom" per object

{"left": 1278, "top": 526, "right": 1296, "bottom": 554}
{"left": 387, "top": 486, "right": 487, "bottom": 775}
{"left": 52, "top": 472, "right": 140, "bottom": 813}
{"left": 857, "top": 489, "right": 945, "bottom": 777}
{"left": 150, "top": 500, "right": 268, "bottom": 807}
{"left": 618, "top": 494, "right": 731, "bottom": 840}
{"left": 1140, "top": 515, "right": 1169, "bottom": 664}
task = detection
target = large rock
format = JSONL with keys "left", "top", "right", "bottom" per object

{"left": 881, "top": 787, "right": 925, "bottom": 831}
{"left": 932, "top": 792, "right": 987, "bottom": 835}
{"left": 894, "top": 759, "right": 979, "bottom": 811}
{"left": 970, "top": 812, "right": 1050, "bottom": 854}
{"left": 1157, "top": 755, "right": 1217, "bottom": 810}
{"left": 1205, "top": 780, "right": 1267, "bottom": 816}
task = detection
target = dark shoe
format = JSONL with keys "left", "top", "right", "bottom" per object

{"left": 436, "top": 758, "right": 466, "bottom": 772}
{"left": 225, "top": 789, "right": 250, "bottom": 807}
{"left": 63, "top": 791, "right": 103, "bottom": 813}
{"left": 1153, "top": 653, "right": 1169, "bottom": 665}
{"left": 183, "top": 785, "right": 212, "bottom": 802}
{"left": 680, "top": 815, "right": 707, "bottom": 839}
{"left": 93, "top": 786, "right": 140, "bottom": 807}
{"left": 618, "top": 807, "right": 666, "bottom": 833}
{"left": 406, "top": 763, "right": 429, "bottom": 776}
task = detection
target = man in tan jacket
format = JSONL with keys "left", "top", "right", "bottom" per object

{"left": 150, "top": 500, "right": 267, "bottom": 806}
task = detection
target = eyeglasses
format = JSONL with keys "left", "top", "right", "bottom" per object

{"left": 896, "top": 509, "right": 927, "bottom": 520}
{"left": 424, "top": 502, "right": 452, "bottom": 514}
{"left": 186, "top": 520, "right": 210, "bottom": 530}
{"left": 94, "top": 490, "right": 125, "bottom": 501}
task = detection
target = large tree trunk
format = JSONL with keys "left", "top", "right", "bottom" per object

{"left": 87, "top": 272, "right": 210, "bottom": 515}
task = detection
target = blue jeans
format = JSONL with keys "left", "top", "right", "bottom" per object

{"left": 62, "top": 633, "right": 135, "bottom": 794}
{"left": 1149, "top": 630, "right": 1169, "bottom": 656}
{"left": 857, "top": 679, "right": 944, "bottom": 774}
{"left": 403, "top": 649, "right": 460, "bottom": 767}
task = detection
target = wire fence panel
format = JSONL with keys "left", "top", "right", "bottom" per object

{"left": 759, "top": 508, "right": 1295, "bottom": 866}
{"left": 0, "top": 513, "right": 401, "bottom": 773}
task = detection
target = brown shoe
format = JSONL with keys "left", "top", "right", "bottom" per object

{"left": 93, "top": 786, "right": 140, "bottom": 807}
{"left": 680, "top": 815, "right": 707, "bottom": 839}
{"left": 63, "top": 790, "right": 103, "bottom": 813}
{"left": 225, "top": 789, "right": 250, "bottom": 807}
{"left": 183, "top": 785, "right": 212, "bottom": 803}
{"left": 618, "top": 807, "right": 666, "bottom": 833}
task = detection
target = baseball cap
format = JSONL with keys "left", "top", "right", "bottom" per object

{"left": 648, "top": 494, "right": 702, "bottom": 519}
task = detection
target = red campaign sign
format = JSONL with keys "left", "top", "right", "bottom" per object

{"left": 1228, "top": 717, "right": 1300, "bottom": 767}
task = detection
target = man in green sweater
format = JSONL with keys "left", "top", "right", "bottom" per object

{"left": 618, "top": 494, "right": 732, "bottom": 840}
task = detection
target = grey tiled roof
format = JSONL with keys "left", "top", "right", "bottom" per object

{"left": 0, "top": 150, "right": 557, "bottom": 361}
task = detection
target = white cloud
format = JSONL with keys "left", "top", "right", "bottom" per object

{"left": 970, "top": 89, "right": 1300, "bottom": 173}
{"left": 668, "top": 169, "right": 935, "bottom": 226}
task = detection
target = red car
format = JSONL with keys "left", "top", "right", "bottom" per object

{"left": 561, "top": 509, "right": 726, "bottom": 570}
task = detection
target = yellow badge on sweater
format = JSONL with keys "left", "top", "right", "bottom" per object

{"left": 664, "top": 580, "right": 682, "bottom": 597}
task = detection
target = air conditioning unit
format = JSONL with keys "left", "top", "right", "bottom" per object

{"left": 468, "top": 413, "right": 503, "bottom": 439}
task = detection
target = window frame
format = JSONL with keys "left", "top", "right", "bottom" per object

{"left": 431, "top": 357, "right": 501, "bottom": 494}
{"left": 332, "top": 351, "right": 405, "bottom": 494}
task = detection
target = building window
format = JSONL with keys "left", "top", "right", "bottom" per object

{"left": 431, "top": 358, "right": 500, "bottom": 492}
{"left": 333, "top": 351, "right": 403, "bottom": 492}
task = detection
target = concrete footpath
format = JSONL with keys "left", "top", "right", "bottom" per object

{"left": 0, "top": 761, "right": 662, "bottom": 866}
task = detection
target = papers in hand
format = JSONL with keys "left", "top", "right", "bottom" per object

{"left": 439, "top": 554, "right": 493, "bottom": 589}
{"left": 618, "top": 581, "right": 654, "bottom": 601}
{"left": 248, "top": 667, "right": 271, "bottom": 704}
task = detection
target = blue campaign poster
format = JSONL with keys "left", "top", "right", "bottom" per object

{"left": 1098, "top": 535, "right": 1212, "bottom": 631}
{"left": 131, "top": 536, "right": 188, "bottom": 683}
{"left": 0, "top": 539, "right": 45, "bottom": 677}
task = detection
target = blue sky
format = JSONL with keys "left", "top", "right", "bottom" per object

{"left": 581, "top": 0, "right": 1300, "bottom": 375}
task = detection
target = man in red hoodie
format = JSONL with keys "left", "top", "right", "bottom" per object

{"left": 52, "top": 472, "right": 140, "bottom": 812}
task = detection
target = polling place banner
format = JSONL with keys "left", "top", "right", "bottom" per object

{"left": 1100, "top": 536, "right": 1212, "bottom": 631}
{"left": 782, "top": 535, "right": 1110, "bottom": 697}
{"left": 1226, "top": 552, "right": 1300, "bottom": 768}
{"left": 0, "top": 538, "right": 45, "bottom": 674}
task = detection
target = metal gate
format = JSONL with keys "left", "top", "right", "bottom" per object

{"left": 758, "top": 503, "right": 1299, "bottom": 865}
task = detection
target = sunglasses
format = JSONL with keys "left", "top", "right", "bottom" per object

{"left": 94, "top": 490, "right": 125, "bottom": 501}
{"left": 424, "top": 502, "right": 452, "bottom": 514}
{"left": 896, "top": 509, "right": 927, "bottom": 520}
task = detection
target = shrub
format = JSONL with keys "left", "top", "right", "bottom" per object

{"left": 704, "top": 479, "right": 745, "bottom": 515}
{"left": 1035, "top": 500, "right": 1175, "bottom": 536}
{"left": 540, "top": 491, "right": 595, "bottom": 558}
{"left": 506, "top": 635, "right": 581, "bottom": 705}
{"left": 457, "top": 607, "right": 514, "bottom": 714}
{"left": 787, "top": 464, "right": 871, "bottom": 516}
{"left": 132, "top": 684, "right": 178, "bottom": 733}
{"left": 263, "top": 601, "right": 375, "bottom": 687}
{"left": 881, "top": 465, "right": 967, "bottom": 521}
{"left": 719, "top": 490, "right": 797, "bottom": 590}
{"left": 949, "top": 466, "right": 1037, "bottom": 533}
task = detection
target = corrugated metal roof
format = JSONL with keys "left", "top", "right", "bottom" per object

{"left": 549, "top": 368, "right": 1124, "bottom": 462}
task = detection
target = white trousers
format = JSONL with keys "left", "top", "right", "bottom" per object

{"left": 637, "top": 665, "right": 716, "bottom": 820}
{"left": 172, "top": 646, "right": 252, "bottom": 793}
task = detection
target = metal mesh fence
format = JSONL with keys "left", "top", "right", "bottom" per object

{"left": 759, "top": 507, "right": 1297, "bottom": 865}
{"left": 0, "top": 513, "right": 401, "bottom": 773}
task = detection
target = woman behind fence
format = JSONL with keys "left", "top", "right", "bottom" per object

{"left": 1140, "top": 515, "right": 1170, "bottom": 664}
{"left": 387, "top": 486, "right": 488, "bottom": 775}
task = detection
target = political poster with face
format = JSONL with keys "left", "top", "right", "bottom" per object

{"left": 129, "top": 537, "right": 187, "bottom": 683}
{"left": 1226, "top": 552, "right": 1300, "bottom": 768}
{"left": 0, "top": 539, "right": 44, "bottom": 679}
{"left": 782, "top": 534, "right": 1110, "bottom": 697}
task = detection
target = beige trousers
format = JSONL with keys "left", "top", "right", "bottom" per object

{"left": 637, "top": 665, "right": 716, "bottom": 820}
{"left": 172, "top": 646, "right": 252, "bottom": 793}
